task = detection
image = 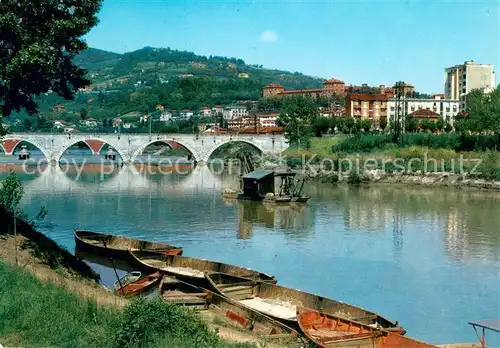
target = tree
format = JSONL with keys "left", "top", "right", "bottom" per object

{"left": 360, "top": 119, "right": 371, "bottom": 133}
{"left": 23, "top": 119, "right": 32, "bottom": 131}
{"left": 436, "top": 118, "right": 445, "bottom": 132}
{"left": 80, "top": 107, "right": 89, "bottom": 120}
{"left": 0, "top": 171, "right": 24, "bottom": 214}
{"left": 0, "top": 1, "right": 103, "bottom": 117}
{"left": 277, "top": 95, "right": 317, "bottom": 148}
{"left": 406, "top": 118, "right": 418, "bottom": 133}
{"left": 464, "top": 86, "right": 500, "bottom": 133}
{"left": 379, "top": 118, "right": 388, "bottom": 131}
{"left": 312, "top": 117, "right": 330, "bottom": 137}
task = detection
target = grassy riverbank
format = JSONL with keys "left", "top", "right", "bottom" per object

{"left": 281, "top": 134, "right": 500, "bottom": 183}
{"left": 0, "top": 259, "right": 259, "bottom": 348}
{"left": 0, "top": 207, "right": 269, "bottom": 348}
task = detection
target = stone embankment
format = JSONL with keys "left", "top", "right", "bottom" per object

{"left": 301, "top": 166, "right": 500, "bottom": 190}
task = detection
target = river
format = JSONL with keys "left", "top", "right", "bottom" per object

{"left": 1, "top": 153, "right": 499, "bottom": 346}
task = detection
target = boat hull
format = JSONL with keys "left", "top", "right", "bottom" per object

{"left": 128, "top": 250, "right": 277, "bottom": 286}
{"left": 116, "top": 272, "right": 163, "bottom": 298}
{"left": 205, "top": 272, "right": 405, "bottom": 335}
{"left": 158, "top": 277, "right": 300, "bottom": 344}
{"left": 74, "top": 230, "right": 183, "bottom": 261}
{"left": 297, "top": 307, "right": 436, "bottom": 348}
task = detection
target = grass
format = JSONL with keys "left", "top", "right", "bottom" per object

{"left": 0, "top": 260, "right": 256, "bottom": 348}
{"left": 283, "top": 136, "right": 346, "bottom": 158}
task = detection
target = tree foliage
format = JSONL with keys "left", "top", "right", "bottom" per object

{"left": 455, "top": 86, "right": 500, "bottom": 133}
{"left": 0, "top": 0, "right": 103, "bottom": 116}
{"left": 0, "top": 171, "right": 24, "bottom": 214}
{"left": 277, "top": 95, "right": 318, "bottom": 147}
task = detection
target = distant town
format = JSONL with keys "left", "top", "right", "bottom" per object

{"left": 1, "top": 59, "right": 495, "bottom": 135}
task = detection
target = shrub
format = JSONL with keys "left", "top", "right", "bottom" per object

{"left": 332, "top": 133, "right": 500, "bottom": 154}
{"left": 112, "top": 298, "right": 221, "bottom": 348}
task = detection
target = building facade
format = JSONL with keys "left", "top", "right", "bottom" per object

{"left": 223, "top": 105, "right": 248, "bottom": 120}
{"left": 387, "top": 95, "right": 460, "bottom": 124}
{"left": 445, "top": 60, "right": 495, "bottom": 108}
{"left": 262, "top": 78, "right": 347, "bottom": 99}
{"left": 345, "top": 93, "right": 389, "bottom": 127}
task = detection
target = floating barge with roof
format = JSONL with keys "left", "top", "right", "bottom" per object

{"left": 223, "top": 169, "right": 310, "bottom": 203}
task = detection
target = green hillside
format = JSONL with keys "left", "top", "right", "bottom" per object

{"left": 74, "top": 46, "right": 324, "bottom": 90}
{"left": 7, "top": 46, "right": 326, "bottom": 130}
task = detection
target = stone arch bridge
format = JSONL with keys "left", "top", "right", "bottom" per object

{"left": 0, "top": 133, "right": 288, "bottom": 164}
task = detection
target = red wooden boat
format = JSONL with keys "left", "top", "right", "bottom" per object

{"left": 115, "top": 271, "right": 163, "bottom": 298}
{"left": 297, "top": 306, "right": 438, "bottom": 348}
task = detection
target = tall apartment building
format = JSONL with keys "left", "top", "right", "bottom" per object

{"left": 444, "top": 60, "right": 495, "bottom": 110}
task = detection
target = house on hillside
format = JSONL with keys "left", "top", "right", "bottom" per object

{"left": 223, "top": 105, "right": 248, "bottom": 120}
{"left": 159, "top": 110, "right": 173, "bottom": 122}
{"left": 80, "top": 118, "right": 98, "bottom": 128}
{"left": 199, "top": 106, "right": 212, "bottom": 117}
{"left": 179, "top": 109, "right": 194, "bottom": 119}
{"left": 212, "top": 105, "right": 224, "bottom": 116}
{"left": 54, "top": 120, "right": 73, "bottom": 130}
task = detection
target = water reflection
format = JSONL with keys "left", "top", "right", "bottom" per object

{"left": 307, "top": 184, "right": 500, "bottom": 263}
{"left": 224, "top": 200, "right": 312, "bottom": 239}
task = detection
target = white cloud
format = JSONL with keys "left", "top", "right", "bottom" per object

{"left": 260, "top": 30, "right": 278, "bottom": 43}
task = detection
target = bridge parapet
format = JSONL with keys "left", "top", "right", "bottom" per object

{"left": 2, "top": 133, "right": 288, "bottom": 164}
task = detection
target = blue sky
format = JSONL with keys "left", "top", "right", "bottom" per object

{"left": 84, "top": 0, "right": 499, "bottom": 93}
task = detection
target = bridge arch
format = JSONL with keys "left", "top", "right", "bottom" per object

{"left": 130, "top": 139, "right": 200, "bottom": 163}
{"left": 202, "top": 138, "right": 265, "bottom": 163}
{"left": 54, "top": 138, "right": 127, "bottom": 163}
{"left": 1, "top": 137, "right": 51, "bottom": 160}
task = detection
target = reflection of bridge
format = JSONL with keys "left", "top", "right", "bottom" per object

{"left": 0, "top": 133, "right": 288, "bottom": 163}
{"left": 20, "top": 164, "right": 227, "bottom": 195}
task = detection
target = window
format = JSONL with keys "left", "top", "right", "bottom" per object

{"left": 453, "top": 105, "right": 457, "bottom": 111}
{"left": 446, "top": 107, "right": 450, "bottom": 112}
{"left": 390, "top": 107, "right": 395, "bottom": 111}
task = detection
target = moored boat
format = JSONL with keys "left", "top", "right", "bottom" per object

{"left": 114, "top": 271, "right": 142, "bottom": 291}
{"left": 128, "top": 250, "right": 276, "bottom": 285}
{"left": 205, "top": 272, "right": 406, "bottom": 335}
{"left": 74, "top": 230, "right": 183, "bottom": 260}
{"left": 158, "top": 277, "right": 300, "bottom": 344}
{"left": 297, "top": 306, "right": 437, "bottom": 348}
{"left": 115, "top": 271, "right": 163, "bottom": 298}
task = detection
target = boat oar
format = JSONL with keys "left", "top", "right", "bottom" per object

{"left": 102, "top": 237, "right": 125, "bottom": 294}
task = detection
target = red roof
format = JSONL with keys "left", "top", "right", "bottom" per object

{"left": 263, "top": 83, "right": 284, "bottom": 89}
{"left": 281, "top": 88, "right": 323, "bottom": 95}
{"left": 408, "top": 109, "right": 440, "bottom": 118}
{"left": 251, "top": 112, "right": 280, "bottom": 117}
{"left": 324, "top": 78, "right": 345, "bottom": 84}
{"left": 86, "top": 117, "right": 97, "bottom": 121}
{"left": 347, "top": 93, "right": 390, "bottom": 101}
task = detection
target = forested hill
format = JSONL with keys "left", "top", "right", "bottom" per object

{"left": 7, "top": 46, "right": 325, "bottom": 129}
{"left": 74, "top": 46, "right": 323, "bottom": 90}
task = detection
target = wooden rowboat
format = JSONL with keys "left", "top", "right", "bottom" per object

{"left": 115, "top": 271, "right": 163, "bottom": 298}
{"left": 74, "top": 230, "right": 183, "bottom": 259}
{"left": 114, "top": 271, "right": 142, "bottom": 291}
{"left": 205, "top": 272, "right": 406, "bottom": 335}
{"left": 297, "top": 306, "right": 437, "bottom": 348}
{"left": 158, "top": 276, "right": 300, "bottom": 344}
{"left": 128, "top": 250, "right": 276, "bottom": 285}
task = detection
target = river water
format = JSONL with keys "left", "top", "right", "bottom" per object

{"left": 1, "top": 152, "right": 499, "bottom": 346}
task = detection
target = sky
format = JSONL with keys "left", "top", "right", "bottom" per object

{"left": 84, "top": 0, "right": 500, "bottom": 94}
